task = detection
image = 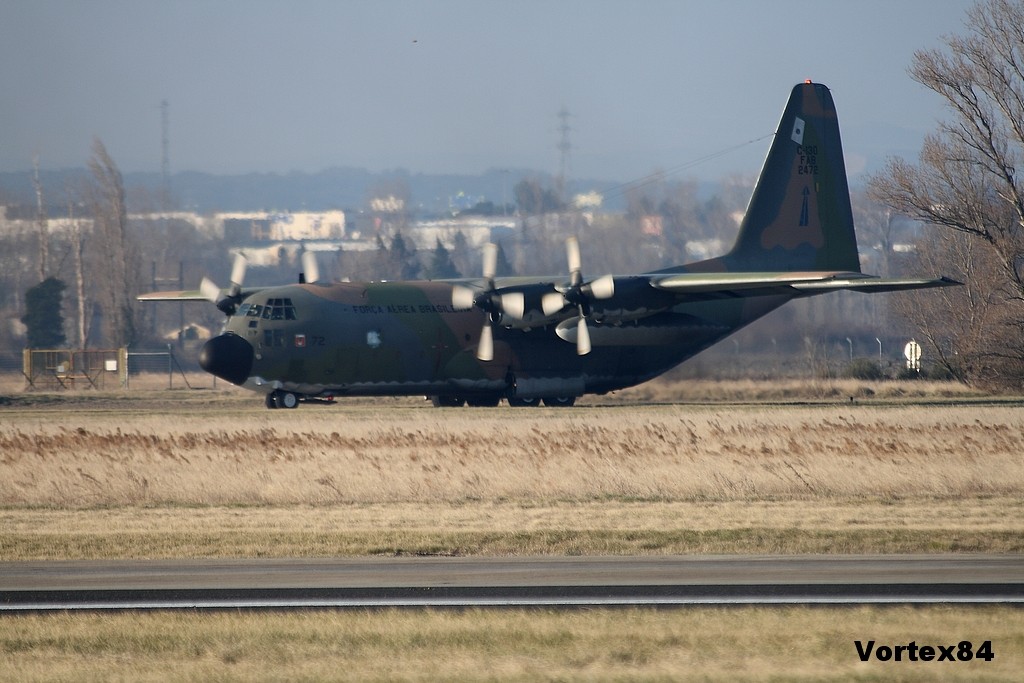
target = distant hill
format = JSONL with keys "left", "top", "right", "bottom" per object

{"left": 1, "top": 166, "right": 629, "bottom": 216}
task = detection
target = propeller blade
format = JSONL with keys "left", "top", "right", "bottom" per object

{"left": 542, "top": 291, "right": 567, "bottom": 316}
{"left": 230, "top": 250, "right": 247, "bottom": 294}
{"left": 566, "top": 236, "right": 581, "bottom": 276}
{"left": 500, "top": 292, "right": 526, "bottom": 320}
{"left": 482, "top": 243, "right": 498, "bottom": 281}
{"left": 477, "top": 322, "right": 494, "bottom": 361}
{"left": 576, "top": 315, "right": 591, "bottom": 355}
{"left": 301, "top": 251, "right": 320, "bottom": 284}
{"left": 588, "top": 274, "right": 615, "bottom": 300}
{"left": 200, "top": 277, "right": 221, "bottom": 304}
{"left": 452, "top": 285, "right": 476, "bottom": 310}
{"left": 230, "top": 254, "right": 247, "bottom": 286}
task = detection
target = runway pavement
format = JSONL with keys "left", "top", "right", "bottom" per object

{"left": 2, "top": 555, "right": 1022, "bottom": 610}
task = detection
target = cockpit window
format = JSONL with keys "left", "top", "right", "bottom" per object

{"left": 253, "top": 298, "right": 297, "bottom": 321}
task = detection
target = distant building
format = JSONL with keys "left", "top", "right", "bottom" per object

{"left": 407, "top": 217, "right": 516, "bottom": 250}
{"left": 217, "top": 210, "right": 346, "bottom": 244}
{"left": 0, "top": 209, "right": 94, "bottom": 237}
{"left": 222, "top": 215, "right": 272, "bottom": 244}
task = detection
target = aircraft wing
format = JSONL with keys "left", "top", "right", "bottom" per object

{"left": 136, "top": 287, "right": 267, "bottom": 302}
{"left": 137, "top": 289, "right": 209, "bottom": 302}
{"left": 649, "top": 272, "right": 960, "bottom": 298}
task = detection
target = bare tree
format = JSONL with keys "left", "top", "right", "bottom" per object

{"left": 894, "top": 228, "right": 1024, "bottom": 384}
{"left": 851, "top": 192, "right": 905, "bottom": 278}
{"left": 32, "top": 156, "right": 49, "bottom": 282}
{"left": 87, "top": 138, "right": 139, "bottom": 347}
{"left": 869, "top": 0, "right": 1024, "bottom": 386}
{"left": 68, "top": 200, "right": 89, "bottom": 348}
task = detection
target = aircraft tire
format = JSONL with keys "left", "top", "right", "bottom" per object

{"left": 279, "top": 391, "right": 299, "bottom": 409}
{"left": 265, "top": 393, "right": 278, "bottom": 409}
{"left": 542, "top": 396, "right": 577, "bottom": 407}
{"left": 507, "top": 396, "right": 540, "bottom": 407}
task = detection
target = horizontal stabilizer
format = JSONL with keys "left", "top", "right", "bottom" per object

{"left": 790, "top": 275, "right": 962, "bottom": 294}
{"left": 650, "top": 272, "right": 959, "bottom": 298}
{"left": 652, "top": 271, "right": 862, "bottom": 293}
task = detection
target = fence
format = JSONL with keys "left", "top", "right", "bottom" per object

{"left": 22, "top": 348, "right": 127, "bottom": 390}
{"left": 18, "top": 347, "right": 206, "bottom": 391}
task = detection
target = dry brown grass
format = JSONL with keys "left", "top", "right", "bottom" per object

{"left": 2, "top": 402, "right": 1021, "bottom": 506}
{"left": 3, "top": 498, "right": 1021, "bottom": 559}
{"left": 1, "top": 380, "right": 1021, "bottom": 558}
{"left": 2, "top": 607, "right": 1021, "bottom": 682}
{"left": 606, "top": 375, "right": 988, "bottom": 403}
{"left": 3, "top": 380, "right": 1019, "bottom": 681}
{"left": 0, "top": 370, "right": 990, "bottom": 402}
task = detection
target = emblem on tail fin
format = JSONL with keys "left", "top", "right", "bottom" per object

{"left": 727, "top": 81, "right": 858, "bottom": 273}
{"left": 799, "top": 187, "right": 810, "bottom": 227}
{"left": 791, "top": 117, "right": 805, "bottom": 144}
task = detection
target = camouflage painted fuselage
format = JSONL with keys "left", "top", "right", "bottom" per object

{"left": 157, "top": 82, "right": 955, "bottom": 407}
{"left": 216, "top": 277, "right": 790, "bottom": 400}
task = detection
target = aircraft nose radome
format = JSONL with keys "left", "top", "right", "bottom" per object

{"left": 199, "top": 333, "right": 253, "bottom": 386}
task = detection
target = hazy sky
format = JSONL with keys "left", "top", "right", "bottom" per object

{"left": 1, "top": 0, "right": 976, "bottom": 182}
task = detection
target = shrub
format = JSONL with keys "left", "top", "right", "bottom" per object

{"left": 844, "top": 358, "right": 884, "bottom": 380}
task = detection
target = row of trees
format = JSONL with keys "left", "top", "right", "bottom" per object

{"left": 7, "top": 139, "right": 141, "bottom": 352}
{"left": 2, "top": 138, "right": 234, "bottom": 354}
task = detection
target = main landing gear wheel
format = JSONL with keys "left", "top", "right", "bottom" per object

{"left": 542, "top": 396, "right": 577, "bottom": 407}
{"left": 507, "top": 396, "right": 540, "bottom": 407}
{"left": 266, "top": 390, "right": 300, "bottom": 409}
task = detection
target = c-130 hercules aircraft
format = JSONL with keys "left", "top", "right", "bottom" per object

{"left": 140, "top": 82, "right": 957, "bottom": 409}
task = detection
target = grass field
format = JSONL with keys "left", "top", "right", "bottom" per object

{"left": 2, "top": 378, "right": 1022, "bottom": 680}
{"left": 1, "top": 379, "right": 1022, "bottom": 558}
{"left": 2, "top": 607, "right": 1021, "bottom": 682}
{"left": 2, "top": 382, "right": 1024, "bottom": 557}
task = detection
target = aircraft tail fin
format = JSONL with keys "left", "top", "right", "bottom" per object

{"left": 726, "top": 82, "right": 860, "bottom": 273}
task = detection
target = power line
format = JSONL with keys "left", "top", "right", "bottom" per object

{"left": 555, "top": 106, "right": 572, "bottom": 202}
{"left": 160, "top": 99, "right": 170, "bottom": 211}
{"left": 598, "top": 131, "right": 775, "bottom": 202}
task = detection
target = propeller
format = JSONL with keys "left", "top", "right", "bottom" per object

{"left": 451, "top": 243, "right": 523, "bottom": 361}
{"left": 201, "top": 252, "right": 248, "bottom": 315}
{"left": 541, "top": 236, "right": 615, "bottom": 355}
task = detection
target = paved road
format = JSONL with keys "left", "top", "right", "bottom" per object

{"left": 2, "top": 555, "right": 1022, "bottom": 610}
